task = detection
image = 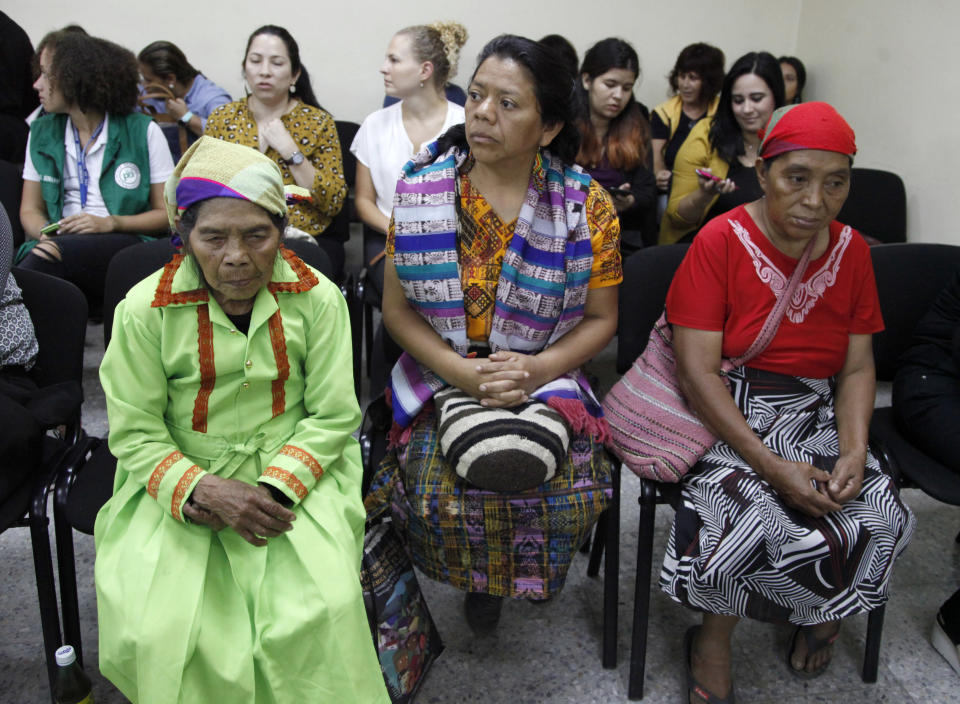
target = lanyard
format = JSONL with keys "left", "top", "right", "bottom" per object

{"left": 71, "top": 118, "right": 105, "bottom": 209}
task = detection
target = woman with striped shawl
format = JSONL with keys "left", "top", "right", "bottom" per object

{"left": 366, "top": 35, "right": 622, "bottom": 633}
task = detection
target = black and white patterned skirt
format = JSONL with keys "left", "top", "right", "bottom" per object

{"left": 660, "top": 366, "right": 916, "bottom": 625}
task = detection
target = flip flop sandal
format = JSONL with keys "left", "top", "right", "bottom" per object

{"left": 685, "top": 626, "right": 736, "bottom": 704}
{"left": 787, "top": 624, "right": 840, "bottom": 679}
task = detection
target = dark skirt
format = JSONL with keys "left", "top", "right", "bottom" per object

{"left": 660, "top": 366, "right": 916, "bottom": 625}
{"left": 366, "top": 405, "right": 613, "bottom": 600}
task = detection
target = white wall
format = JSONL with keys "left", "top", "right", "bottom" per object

{"left": 795, "top": 0, "right": 956, "bottom": 243}
{"left": 7, "top": 0, "right": 800, "bottom": 121}
{"left": 10, "top": 1, "right": 951, "bottom": 243}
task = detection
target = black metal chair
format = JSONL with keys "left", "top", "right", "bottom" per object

{"left": 837, "top": 168, "right": 907, "bottom": 244}
{"left": 608, "top": 244, "right": 689, "bottom": 700}
{"left": 621, "top": 242, "right": 925, "bottom": 698}
{"left": 359, "top": 318, "right": 621, "bottom": 668}
{"left": 333, "top": 119, "right": 363, "bottom": 392}
{"left": 869, "top": 243, "right": 960, "bottom": 509}
{"left": 0, "top": 159, "right": 25, "bottom": 249}
{"left": 5, "top": 268, "right": 89, "bottom": 698}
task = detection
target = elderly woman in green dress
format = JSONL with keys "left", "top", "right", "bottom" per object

{"left": 95, "top": 136, "right": 387, "bottom": 703}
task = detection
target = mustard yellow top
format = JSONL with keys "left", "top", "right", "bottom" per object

{"left": 659, "top": 117, "right": 730, "bottom": 245}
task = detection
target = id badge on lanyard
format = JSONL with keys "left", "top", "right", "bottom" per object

{"left": 71, "top": 119, "right": 105, "bottom": 210}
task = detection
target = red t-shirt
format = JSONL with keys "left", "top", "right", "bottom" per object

{"left": 665, "top": 205, "right": 884, "bottom": 378}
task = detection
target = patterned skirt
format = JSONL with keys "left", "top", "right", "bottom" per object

{"left": 366, "top": 406, "right": 613, "bottom": 600}
{"left": 660, "top": 366, "right": 916, "bottom": 625}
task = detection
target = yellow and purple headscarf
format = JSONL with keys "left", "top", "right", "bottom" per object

{"left": 163, "top": 137, "right": 311, "bottom": 244}
{"left": 758, "top": 101, "right": 856, "bottom": 160}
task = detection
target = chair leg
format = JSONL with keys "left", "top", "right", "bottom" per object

{"left": 579, "top": 530, "right": 592, "bottom": 554}
{"left": 53, "top": 488, "right": 82, "bottom": 664}
{"left": 628, "top": 479, "right": 658, "bottom": 700}
{"left": 862, "top": 603, "right": 885, "bottom": 683}
{"left": 602, "top": 463, "right": 621, "bottom": 668}
{"left": 587, "top": 510, "right": 606, "bottom": 576}
{"left": 363, "top": 301, "right": 374, "bottom": 378}
{"left": 30, "top": 482, "right": 62, "bottom": 699}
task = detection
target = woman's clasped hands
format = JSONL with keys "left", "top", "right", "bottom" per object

{"left": 185, "top": 473, "right": 296, "bottom": 546}
{"left": 758, "top": 450, "right": 865, "bottom": 518}
{"left": 457, "top": 350, "right": 543, "bottom": 409}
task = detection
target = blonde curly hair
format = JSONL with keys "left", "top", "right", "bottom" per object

{"left": 397, "top": 21, "right": 468, "bottom": 87}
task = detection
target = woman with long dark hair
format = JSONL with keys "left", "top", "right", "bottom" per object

{"left": 576, "top": 38, "right": 656, "bottom": 253}
{"left": 368, "top": 35, "right": 620, "bottom": 635}
{"left": 659, "top": 51, "right": 784, "bottom": 244}
{"left": 204, "top": 26, "right": 348, "bottom": 279}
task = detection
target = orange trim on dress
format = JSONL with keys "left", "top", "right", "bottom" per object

{"left": 278, "top": 444, "right": 323, "bottom": 481}
{"left": 262, "top": 466, "right": 308, "bottom": 500}
{"left": 267, "top": 305, "right": 289, "bottom": 418}
{"left": 269, "top": 247, "right": 319, "bottom": 294}
{"left": 192, "top": 304, "right": 215, "bottom": 432}
{"left": 151, "top": 254, "right": 209, "bottom": 308}
{"left": 171, "top": 465, "right": 203, "bottom": 521}
{"left": 147, "top": 450, "right": 184, "bottom": 499}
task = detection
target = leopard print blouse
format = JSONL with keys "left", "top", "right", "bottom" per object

{"left": 204, "top": 98, "right": 347, "bottom": 236}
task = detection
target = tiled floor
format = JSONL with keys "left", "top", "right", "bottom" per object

{"left": 1, "top": 317, "right": 958, "bottom": 703}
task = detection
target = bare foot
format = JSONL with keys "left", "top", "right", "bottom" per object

{"left": 689, "top": 628, "right": 733, "bottom": 703}
{"left": 790, "top": 621, "right": 840, "bottom": 675}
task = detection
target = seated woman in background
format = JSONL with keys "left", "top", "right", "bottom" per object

{"left": 351, "top": 21, "right": 467, "bottom": 296}
{"left": 892, "top": 271, "right": 960, "bottom": 676}
{"left": 368, "top": 35, "right": 620, "bottom": 633}
{"left": 382, "top": 22, "right": 468, "bottom": 108}
{"left": 660, "top": 102, "right": 915, "bottom": 702}
{"left": 576, "top": 38, "right": 657, "bottom": 254}
{"left": 780, "top": 55, "right": 807, "bottom": 104}
{"left": 650, "top": 42, "right": 725, "bottom": 201}
{"left": 205, "top": 25, "right": 348, "bottom": 280}
{"left": 138, "top": 40, "right": 232, "bottom": 161}
{"left": 659, "top": 51, "right": 784, "bottom": 245}
{"left": 18, "top": 32, "right": 173, "bottom": 310}
{"left": 95, "top": 136, "right": 387, "bottom": 703}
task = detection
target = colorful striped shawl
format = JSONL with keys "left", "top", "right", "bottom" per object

{"left": 389, "top": 142, "right": 607, "bottom": 441}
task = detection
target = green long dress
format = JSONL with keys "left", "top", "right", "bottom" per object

{"left": 95, "top": 249, "right": 388, "bottom": 704}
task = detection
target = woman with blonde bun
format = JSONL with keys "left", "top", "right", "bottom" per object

{"left": 351, "top": 21, "right": 467, "bottom": 298}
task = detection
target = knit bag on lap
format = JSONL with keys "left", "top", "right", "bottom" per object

{"left": 435, "top": 386, "right": 570, "bottom": 491}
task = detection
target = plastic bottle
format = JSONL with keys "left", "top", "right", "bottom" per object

{"left": 53, "top": 645, "right": 94, "bottom": 704}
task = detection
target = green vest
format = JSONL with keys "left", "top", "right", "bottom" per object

{"left": 28, "top": 112, "right": 154, "bottom": 222}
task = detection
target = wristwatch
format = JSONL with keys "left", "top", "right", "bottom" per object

{"left": 179, "top": 110, "right": 194, "bottom": 125}
{"left": 285, "top": 150, "right": 305, "bottom": 166}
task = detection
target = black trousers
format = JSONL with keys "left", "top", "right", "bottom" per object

{"left": 892, "top": 365, "right": 960, "bottom": 474}
{"left": 18, "top": 233, "right": 144, "bottom": 313}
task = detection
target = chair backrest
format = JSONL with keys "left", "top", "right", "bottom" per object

{"left": 0, "top": 159, "right": 25, "bottom": 249}
{"left": 871, "top": 243, "right": 960, "bottom": 380}
{"left": 837, "top": 168, "right": 907, "bottom": 244}
{"left": 334, "top": 120, "right": 360, "bottom": 189}
{"left": 616, "top": 244, "right": 690, "bottom": 373}
{"left": 102, "top": 238, "right": 177, "bottom": 348}
{"left": 12, "top": 268, "right": 87, "bottom": 388}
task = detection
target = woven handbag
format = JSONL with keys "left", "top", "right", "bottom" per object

{"left": 603, "top": 235, "right": 816, "bottom": 481}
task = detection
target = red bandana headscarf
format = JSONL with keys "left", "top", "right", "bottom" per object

{"left": 758, "top": 102, "right": 856, "bottom": 160}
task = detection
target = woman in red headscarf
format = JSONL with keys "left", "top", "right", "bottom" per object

{"left": 657, "top": 102, "right": 915, "bottom": 702}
